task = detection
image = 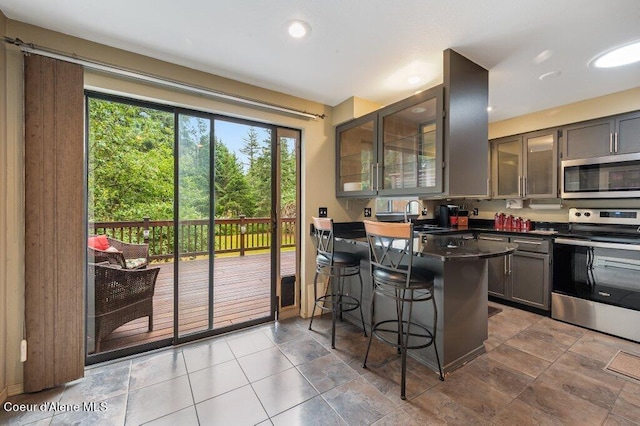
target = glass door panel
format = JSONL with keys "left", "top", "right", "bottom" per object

{"left": 212, "top": 120, "right": 274, "bottom": 327}
{"left": 338, "top": 116, "right": 375, "bottom": 193}
{"left": 495, "top": 138, "right": 522, "bottom": 197}
{"left": 382, "top": 97, "right": 438, "bottom": 191}
{"left": 277, "top": 128, "right": 300, "bottom": 311}
{"left": 177, "top": 113, "right": 213, "bottom": 337}
{"left": 525, "top": 132, "right": 557, "bottom": 198}
{"left": 86, "top": 95, "right": 175, "bottom": 358}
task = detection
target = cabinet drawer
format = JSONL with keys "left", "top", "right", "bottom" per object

{"left": 509, "top": 237, "right": 549, "bottom": 253}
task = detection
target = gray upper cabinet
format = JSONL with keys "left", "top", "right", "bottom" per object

{"left": 336, "top": 88, "right": 442, "bottom": 197}
{"left": 616, "top": 111, "right": 640, "bottom": 155}
{"left": 336, "top": 112, "right": 379, "bottom": 197}
{"left": 491, "top": 128, "right": 558, "bottom": 199}
{"left": 491, "top": 136, "right": 522, "bottom": 199}
{"left": 336, "top": 49, "right": 488, "bottom": 199}
{"left": 378, "top": 87, "right": 443, "bottom": 196}
{"left": 563, "top": 111, "right": 640, "bottom": 159}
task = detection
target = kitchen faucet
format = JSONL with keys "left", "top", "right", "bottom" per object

{"left": 404, "top": 200, "right": 423, "bottom": 223}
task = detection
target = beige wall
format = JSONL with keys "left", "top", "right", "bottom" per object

{"left": 489, "top": 87, "right": 640, "bottom": 139}
{"left": 0, "top": 9, "right": 7, "bottom": 403}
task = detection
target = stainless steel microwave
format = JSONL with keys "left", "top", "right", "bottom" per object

{"left": 561, "top": 152, "right": 640, "bottom": 198}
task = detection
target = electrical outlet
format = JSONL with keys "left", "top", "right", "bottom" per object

{"left": 473, "top": 208, "right": 479, "bottom": 216}
{"left": 319, "top": 207, "right": 328, "bottom": 218}
{"left": 364, "top": 207, "right": 372, "bottom": 217}
{"left": 421, "top": 208, "right": 428, "bottom": 216}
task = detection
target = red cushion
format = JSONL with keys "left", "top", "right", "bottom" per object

{"left": 88, "top": 235, "right": 110, "bottom": 251}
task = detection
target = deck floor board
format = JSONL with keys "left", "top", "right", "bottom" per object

{"left": 97, "top": 251, "right": 295, "bottom": 353}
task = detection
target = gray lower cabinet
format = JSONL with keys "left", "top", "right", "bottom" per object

{"left": 479, "top": 234, "right": 551, "bottom": 310}
{"left": 480, "top": 235, "right": 509, "bottom": 297}
{"left": 511, "top": 250, "right": 549, "bottom": 309}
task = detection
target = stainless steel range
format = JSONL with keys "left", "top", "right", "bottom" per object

{"left": 552, "top": 208, "right": 640, "bottom": 342}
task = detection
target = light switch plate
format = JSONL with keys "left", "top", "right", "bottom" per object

{"left": 319, "top": 207, "right": 328, "bottom": 217}
{"left": 364, "top": 207, "right": 372, "bottom": 217}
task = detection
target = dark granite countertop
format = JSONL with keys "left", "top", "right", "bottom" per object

{"left": 336, "top": 233, "right": 517, "bottom": 262}
{"left": 330, "top": 219, "right": 563, "bottom": 241}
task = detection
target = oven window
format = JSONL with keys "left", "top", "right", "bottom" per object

{"left": 554, "top": 242, "right": 640, "bottom": 310}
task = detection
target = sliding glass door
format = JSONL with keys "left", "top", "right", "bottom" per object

{"left": 177, "top": 112, "right": 214, "bottom": 337}
{"left": 86, "top": 93, "right": 299, "bottom": 361}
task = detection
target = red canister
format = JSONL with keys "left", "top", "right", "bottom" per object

{"left": 514, "top": 216, "right": 522, "bottom": 231}
{"left": 523, "top": 219, "right": 532, "bottom": 232}
{"left": 503, "top": 214, "right": 513, "bottom": 230}
{"left": 494, "top": 212, "right": 504, "bottom": 229}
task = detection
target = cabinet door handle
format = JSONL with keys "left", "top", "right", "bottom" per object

{"left": 523, "top": 176, "right": 527, "bottom": 196}
{"left": 518, "top": 176, "right": 522, "bottom": 197}
{"left": 487, "top": 178, "right": 491, "bottom": 197}
{"left": 504, "top": 255, "right": 508, "bottom": 275}
{"left": 376, "top": 163, "right": 380, "bottom": 191}
{"left": 370, "top": 163, "right": 375, "bottom": 191}
{"left": 512, "top": 239, "right": 543, "bottom": 245}
{"left": 610, "top": 133, "right": 614, "bottom": 153}
{"left": 480, "top": 236, "right": 505, "bottom": 241}
{"left": 508, "top": 254, "right": 512, "bottom": 275}
{"left": 615, "top": 132, "right": 619, "bottom": 153}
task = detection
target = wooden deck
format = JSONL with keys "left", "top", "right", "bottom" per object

{"left": 97, "top": 250, "right": 296, "bottom": 353}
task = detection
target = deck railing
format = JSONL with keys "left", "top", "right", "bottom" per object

{"left": 90, "top": 216, "right": 296, "bottom": 261}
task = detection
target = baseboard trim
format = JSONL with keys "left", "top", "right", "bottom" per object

{"left": 0, "top": 386, "right": 7, "bottom": 403}
{"left": 8, "top": 383, "right": 23, "bottom": 397}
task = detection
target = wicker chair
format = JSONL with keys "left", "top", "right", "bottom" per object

{"left": 88, "top": 235, "right": 149, "bottom": 269}
{"left": 89, "top": 263, "right": 159, "bottom": 352}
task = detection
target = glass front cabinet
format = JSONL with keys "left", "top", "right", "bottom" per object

{"left": 490, "top": 128, "right": 559, "bottom": 199}
{"left": 336, "top": 87, "right": 443, "bottom": 197}
{"left": 336, "top": 113, "right": 378, "bottom": 197}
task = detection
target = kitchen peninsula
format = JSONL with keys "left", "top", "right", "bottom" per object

{"left": 335, "top": 228, "right": 517, "bottom": 375}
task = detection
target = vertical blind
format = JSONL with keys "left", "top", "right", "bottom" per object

{"left": 24, "top": 54, "right": 84, "bottom": 392}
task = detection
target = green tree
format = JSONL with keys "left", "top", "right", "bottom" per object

{"left": 178, "top": 115, "right": 211, "bottom": 219}
{"left": 280, "top": 137, "right": 297, "bottom": 216}
{"left": 214, "top": 138, "right": 255, "bottom": 218}
{"left": 240, "top": 126, "right": 261, "bottom": 170}
{"left": 87, "top": 98, "right": 174, "bottom": 222}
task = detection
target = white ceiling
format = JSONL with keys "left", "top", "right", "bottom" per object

{"left": 2, "top": 0, "right": 640, "bottom": 122}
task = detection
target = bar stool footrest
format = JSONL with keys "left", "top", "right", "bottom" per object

{"left": 371, "top": 319, "right": 435, "bottom": 350}
{"left": 313, "top": 294, "right": 361, "bottom": 314}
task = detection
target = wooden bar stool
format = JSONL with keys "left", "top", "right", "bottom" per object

{"left": 363, "top": 220, "right": 444, "bottom": 400}
{"left": 309, "top": 217, "right": 367, "bottom": 348}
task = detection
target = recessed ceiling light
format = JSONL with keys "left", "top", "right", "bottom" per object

{"left": 487, "top": 106, "right": 493, "bottom": 112}
{"left": 407, "top": 75, "right": 422, "bottom": 85}
{"left": 539, "top": 71, "right": 561, "bottom": 80}
{"left": 287, "top": 20, "right": 311, "bottom": 38}
{"left": 411, "top": 107, "right": 427, "bottom": 113}
{"left": 591, "top": 40, "right": 640, "bottom": 68}
{"left": 534, "top": 50, "right": 553, "bottom": 64}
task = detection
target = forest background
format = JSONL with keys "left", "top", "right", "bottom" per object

{"left": 87, "top": 97, "right": 297, "bottom": 224}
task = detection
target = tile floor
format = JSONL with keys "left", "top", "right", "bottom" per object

{"left": 3, "top": 302, "right": 640, "bottom": 425}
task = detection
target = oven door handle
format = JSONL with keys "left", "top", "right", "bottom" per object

{"left": 554, "top": 237, "right": 640, "bottom": 251}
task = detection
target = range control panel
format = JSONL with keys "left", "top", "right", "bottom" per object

{"left": 569, "top": 208, "right": 640, "bottom": 225}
